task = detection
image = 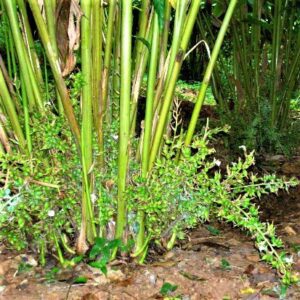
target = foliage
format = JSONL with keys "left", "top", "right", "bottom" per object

{"left": 153, "top": 0, "right": 165, "bottom": 30}
{"left": 197, "top": 0, "right": 300, "bottom": 154}
{"left": 221, "top": 99, "right": 300, "bottom": 155}
{"left": 160, "top": 282, "right": 178, "bottom": 296}
{"left": 127, "top": 125, "right": 298, "bottom": 284}
{"left": 88, "top": 237, "right": 134, "bottom": 275}
{"left": 0, "top": 111, "right": 81, "bottom": 255}
{"left": 0, "top": 0, "right": 299, "bottom": 290}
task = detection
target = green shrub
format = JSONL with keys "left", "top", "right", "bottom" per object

{"left": 0, "top": 120, "right": 298, "bottom": 284}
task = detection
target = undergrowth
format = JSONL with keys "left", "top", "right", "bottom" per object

{"left": 0, "top": 116, "right": 298, "bottom": 285}
{"left": 221, "top": 99, "right": 300, "bottom": 156}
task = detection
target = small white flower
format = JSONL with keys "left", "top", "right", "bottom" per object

{"left": 284, "top": 255, "right": 294, "bottom": 264}
{"left": 214, "top": 159, "right": 221, "bottom": 167}
{"left": 257, "top": 242, "right": 268, "bottom": 252}
{"left": 48, "top": 210, "right": 55, "bottom": 217}
{"left": 91, "top": 193, "right": 97, "bottom": 204}
{"left": 239, "top": 145, "right": 247, "bottom": 152}
{"left": 112, "top": 134, "right": 118, "bottom": 141}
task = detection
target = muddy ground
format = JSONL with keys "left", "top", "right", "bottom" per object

{"left": 0, "top": 156, "right": 300, "bottom": 300}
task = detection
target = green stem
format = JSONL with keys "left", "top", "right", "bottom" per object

{"left": 3, "top": 0, "right": 43, "bottom": 111}
{"left": 0, "top": 66, "right": 26, "bottom": 151}
{"left": 17, "top": 0, "right": 44, "bottom": 89}
{"left": 115, "top": 0, "right": 132, "bottom": 240}
{"left": 102, "top": 0, "right": 117, "bottom": 123}
{"left": 184, "top": 0, "right": 238, "bottom": 147}
{"left": 270, "top": 0, "right": 282, "bottom": 127}
{"left": 148, "top": 0, "right": 201, "bottom": 170}
{"left": 20, "top": 73, "right": 32, "bottom": 153}
{"left": 27, "top": 0, "right": 81, "bottom": 147}
{"left": 92, "top": 0, "right": 104, "bottom": 166}
{"left": 136, "top": 14, "right": 160, "bottom": 255}
{"left": 80, "top": 0, "right": 96, "bottom": 244}
{"left": 44, "top": 0, "right": 64, "bottom": 115}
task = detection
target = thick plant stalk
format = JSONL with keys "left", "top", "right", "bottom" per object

{"left": 129, "top": 11, "right": 153, "bottom": 135}
{"left": 17, "top": 0, "right": 44, "bottom": 89}
{"left": 79, "top": 0, "right": 96, "bottom": 249}
{"left": 102, "top": 0, "right": 117, "bottom": 123}
{"left": 136, "top": 14, "right": 160, "bottom": 257}
{"left": 151, "top": 0, "right": 188, "bottom": 114}
{"left": 184, "top": 0, "right": 238, "bottom": 147}
{"left": 0, "top": 67, "right": 26, "bottom": 151}
{"left": 129, "top": 0, "right": 151, "bottom": 133}
{"left": 252, "top": 0, "right": 262, "bottom": 106}
{"left": 112, "top": 4, "right": 121, "bottom": 121}
{"left": 0, "top": 53, "right": 20, "bottom": 110}
{"left": 158, "top": 0, "right": 171, "bottom": 77}
{"left": 27, "top": 0, "right": 81, "bottom": 147}
{"left": 164, "top": 0, "right": 188, "bottom": 87}
{"left": 270, "top": 0, "right": 282, "bottom": 126}
{"left": 91, "top": 0, "right": 104, "bottom": 166}
{"left": 2, "top": 0, "right": 43, "bottom": 111}
{"left": 1, "top": 4, "right": 13, "bottom": 79}
{"left": 20, "top": 73, "right": 32, "bottom": 153}
{"left": 142, "top": 14, "right": 160, "bottom": 176}
{"left": 115, "top": 0, "right": 132, "bottom": 240}
{"left": 148, "top": 0, "right": 201, "bottom": 170}
{"left": 0, "top": 118, "right": 10, "bottom": 153}
{"left": 44, "top": 0, "right": 64, "bottom": 115}
{"left": 132, "top": 0, "right": 150, "bottom": 71}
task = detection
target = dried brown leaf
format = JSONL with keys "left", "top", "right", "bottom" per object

{"left": 56, "top": 0, "right": 82, "bottom": 76}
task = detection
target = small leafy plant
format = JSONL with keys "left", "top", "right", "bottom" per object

{"left": 160, "top": 282, "right": 178, "bottom": 296}
{"left": 127, "top": 124, "right": 298, "bottom": 284}
{"left": 88, "top": 238, "right": 122, "bottom": 275}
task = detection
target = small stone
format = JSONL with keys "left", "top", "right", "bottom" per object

{"left": 284, "top": 225, "right": 297, "bottom": 236}
{"left": 107, "top": 269, "right": 126, "bottom": 282}
{"left": 16, "top": 255, "right": 38, "bottom": 267}
{"left": 178, "top": 260, "right": 187, "bottom": 269}
{"left": 227, "top": 238, "right": 241, "bottom": 247}
{"left": 164, "top": 251, "right": 175, "bottom": 260}
{"left": 246, "top": 254, "right": 260, "bottom": 263}
{"left": 148, "top": 273, "right": 157, "bottom": 286}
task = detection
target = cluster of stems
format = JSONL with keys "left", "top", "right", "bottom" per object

{"left": 0, "top": 0, "right": 238, "bottom": 259}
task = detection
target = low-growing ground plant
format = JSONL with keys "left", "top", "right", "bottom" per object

{"left": 1, "top": 120, "right": 298, "bottom": 285}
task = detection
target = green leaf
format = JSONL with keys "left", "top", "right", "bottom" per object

{"left": 89, "top": 260, "right": 108, "bottom": 275}
{"left": 72, "top": 255, "right": 84, "bottom": 264}
{"left": 89, "top": 238, "right": 106, "bottom": 259}
{"left": 212, "top": 0, "right": 226, "bottom": 18}
{"left": 153, "top": 0, "right": 165, "bottom": 30}
{"left": 160, "top": 282, "right": 178, "bottom": 295}
{"left": 18, "top": 262, "right": 32, "bottom": 273}
{"left": 134, "top": 36, "right": 151, "bottom": 51}
{"left": 120, "top": 239, "right": 135, "bottom": 253}
{"left": 100, "top": 264, "right": 108, "bottom": 275}
{"left": 206, "top": 225, "right": 220, "bottom": 236}
{"left": 107, "top": 239, "right": 122, "bottom": 249}
{"left": 73, "top": 276, "right": 87, "bottom": 284}
{"left": 220, "top": 259, "right": 231, "bottom": 270}
{"left": 18, "top": 218, "right": 25, "bottom": 229}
